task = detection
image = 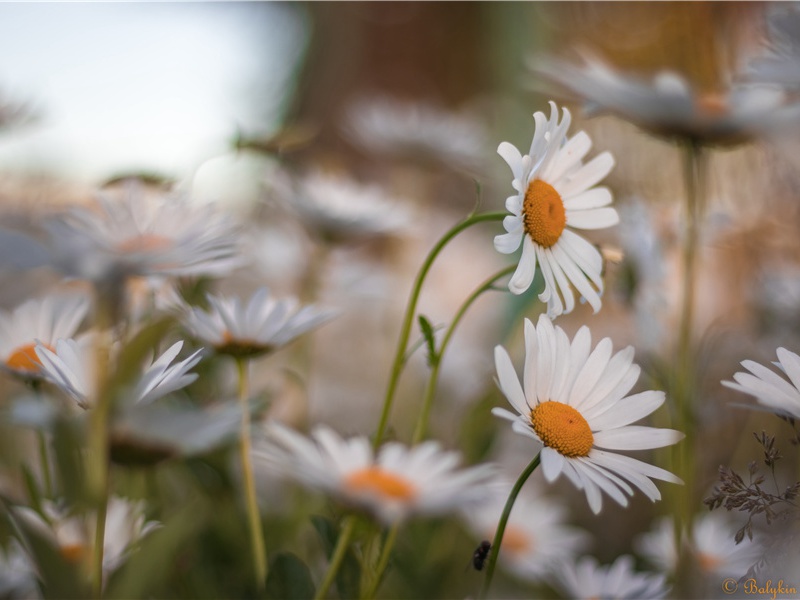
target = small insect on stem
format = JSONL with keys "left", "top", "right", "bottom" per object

{"left": 472, "top": 540, "right": 492, "bottom": 571}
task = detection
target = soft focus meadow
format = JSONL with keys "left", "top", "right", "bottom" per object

{"left": 1, "top": 3, "right": 800, "bottom": 599}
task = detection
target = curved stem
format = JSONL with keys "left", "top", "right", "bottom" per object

{"left": 362, "top": 523, "right": 400, "bottom": 600}
{"left": 373, "top": 211, "right": 506, "bottom": 450}
{"left": 479, "top": 453, "right": 540, "bottom": 600}
{"left": 236, "top": 358, "right": 268, "bottom": 590}
{"left": 314, "top": 516, "right": 357, "bottom": 600}
{"left": 411, "top": 265, "right": 515, "bottom": 445}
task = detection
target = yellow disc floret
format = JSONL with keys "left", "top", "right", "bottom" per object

{"left": 6, "top": 343, "right": 49, "bottom": 373}
{"left": 344, "top": 467, "right": 417, "bottom": 500}
{"left": 523, "top": 179, "right": 566, "bottom": 248}
{"left": 530, "top": 401, "right": 593, "bottom": 458}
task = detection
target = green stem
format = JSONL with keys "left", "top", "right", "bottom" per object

{"left": 411, "top": 265, "right": 515, "bottom": 445}
{"left": 314, "top": 516, "right": 357, "bottom": 600}
{"left": 479, "top": 453, "right": 541, "bottom": 600}
{"left": 373, "top": 211, "right": 506, "bottom": 450}
{"left": 236, "top": 358, "right": 268, "bottom": 590}
{"left": 37, "top": 431, "right": 52, "bottom": 498}
{"left": 362, "top": 523, "right": 400, "bottom": 600}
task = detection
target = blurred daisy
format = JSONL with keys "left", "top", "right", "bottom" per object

{"left": 493, "top": 314, "right": 683, "bottom": 514}
{"left": 463, "top": 486, "right": 588, "bottom": 581}
{"left": 44, "top": 182, "right": 243, "bottom": 281}
{"left": 0, "top": 540, "right": 38, "bottom": 599}
{"left": 552, "top": 555, "right": 669, "bottom": 600}
{"left": 35, "top": 339, "right": 202, "bottom": 409}
{"left": 747, "top": 3, "right": 800, "bottom": 89}
{"left": 16, "top": 496, "right": 158, "bottom": 575}
{"left": 342, "top": 95, "right": 489, "bottom": 172}
{"left": 256, "top": 423, "right": 495, "bottom": 525}
{"left": 532, "top": 53, "right": 800, "bottom": 146}
{"left": 183, "top": 287, "right": 336, "bottom": 359}
{"left": 495, "top": 101, "right": 617, "bottom": 316}
{"left": 272, "top": 169, "right": 411, "bottom": 243}
{"left": 635, "top": 513, "right": 763, "bottom": 578}
{"left": 0, "top": 293, "right": 89, "bottom": 380}
{"left": 722, "top": 347, "right": 800, "bottom": 419}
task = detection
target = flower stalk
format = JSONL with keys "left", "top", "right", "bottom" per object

{"left": 314, "top": 516, "right": 357, "bottom": 600}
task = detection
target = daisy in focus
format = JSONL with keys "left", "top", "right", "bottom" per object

{"left": 722, "top": 347, "right": 800, "bottom": 419}
{"left": 0, "top": 293, "right": 89, "bottom": 380}
{"left": 183, "top": 287, "right": 336, "bottom": 359}
{"left": 635, "top": 513, "right": 763, "bottom": 579}
{"left": 494, "top": 101, "right": 618, "bottom": 317}
{"left": 255, "top": 423, "right": 495, "bottom": 525}
{"left": 463, "top": 486, "right": 588, "bottom": 582}
{"left": 493, "top": 314, "right": 683, "bottom": 514}
{"left": 552, "top": 555, "right": 669, "bottom": 600}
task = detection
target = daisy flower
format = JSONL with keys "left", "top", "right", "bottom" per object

{"left": 463, "top": 486, "right": 588, "bottom": 581}
{"left": 552, "top": 555, "right": 669, "bottom": 600}
{"left": 43, "top": 182, "right": 243, "bottom": 281}
{"left": 183, "top": 287, "right": 336, "bottom": 359}
{"left": 15, "top": 496, "right": 158, "bottom": 575}
{"left": 635, "top": 514, "right": 763, "bottom": 578}
{"left": 493, "top": 314, "right": 683, "bottom": 514}
{"left": 35, "top": 339, "right": 202, "bottom": 409}
{"left": 747, "top": 3, "right": 800, "bottom": 89}
{"left": 255, "top": 423, "right": 495, "bottom": 525}
{"left": 0, "top": 540, "right": 37, "bottom": 599}
{"left": 494, "top": 101, "right": 618, "bottom": 316}
{"left": 0, "top": 293, "right": 89, "bottom": 380}
{"left": 722, "top": 347, "right": 800, "bottom": 419}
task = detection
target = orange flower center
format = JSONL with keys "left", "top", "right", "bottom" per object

{"left": 6, "top": 343, "right": 51, "bottom": 373}
{"left": 501, "top": 526, "right": 532, "bottom": 555}
{"left": 117, "top": 234, "right": 172, "bottom": 253}
{"left": 530, "top": 401, "right": 594, "bottom": 458}
{"left": 697, "top": 552, "right": 723, "bottom": 572}
{"left": 344, "top": 467, "right": 416, "bottom": 500}
{"left": 60, "top": 543, "right": 86, "bottom": 564}
{"left": 523, "top": 179, "right": 566, "bottom": 248}
{"left": 695, "top": 92, "right": 729, "bottom": 116}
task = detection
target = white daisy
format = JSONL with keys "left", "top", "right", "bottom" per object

{"left": 493, "top": 314, "right": 683, "bottom": 514}
{"left": 43, "top": 182, "right": 243, "bottom": 281}
{"left": 183, "top": 287, "right": 336, "bottom": 358}
{"left": 15, "top": 496, "right": 158, "bottom": 575}
{"left": 747, "top": 3, "right": 800, "bottom": 89}
{"left": 463, "top": 486, "right": 588, "bottom": 581}
{"left": 0, "top": 293, "right": 90, "bottom": 380}
{"left": 35, "top": 339, "right": 202, "bottom": 409}
{"left": 722, "top": 347, "right": 800, "bottom": 419}
{"left": 255, "top": 422, "right": 495, "bottom": 525}
{"left": 494, "top": 101, "right": 618, "bottom": 317}
{"left": 0, "top": 540, "right": 37, "bottom": 599}
{"left": 635, "top": 513, "right": 763, "bottom": 578}
{"left": 552, "top": 555, "right": 669, "bottom": 600}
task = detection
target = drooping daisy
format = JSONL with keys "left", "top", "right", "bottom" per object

{"left": 463, "top": 485, "right": 588, "bottom": 581}
{"left": 722, "top": 347, "right": 800, "bottom": 419}
{"left": 35, "top": 339, "right": 202, "bottom": 409}
{"left": 255, "top": 423, "right": 495, "bottom": 525}
{"left": 43, "top": 182, "right": 243, "bottom": 281}
{"left": 15, "top": 496, "right": 158, "bottom": 574}
{"left": 493, "top": 314, "right": 683, "bottom": 514}
{"left": 494, "top": 101, "right": 618, "bottom": 316}
{"left": 635, "top": 513, "right": 763, "bottom": 578}
{"left": 551, "top": 555, "right": 669, "bottom": 600}
{"left": 0, "top": 293, "right": 90, "bottom": 380}
{"left": 183, "top": 287, "right": 336, "bottom": 359}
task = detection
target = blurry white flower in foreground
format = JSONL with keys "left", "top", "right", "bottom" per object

{"left": 35, "top": 339, "right": 202, "bottom": 409}
{"left": 43, "top": 182, "right": 243, "bottom": 281}
{"left": 463, "top": 486, "right": 588, "bottom": 581}
{"left": 552, "top": 555, "right": 669, "bottom": 600}
{"left": 635, "top": 513, "right": 763, "bottom": 578}
{"left": 342, "top": 95, "right": 489, "bottom": 172}
{"left": 0, "top": 293, "right": 89, "bottom": 380}
{"left": 184, "top": 287, "right": 336, "bottom": 359}
{"left": 0, "top": 540, "right": 38, "bottom": 599}
{"left": 493, "top": 315, "right": 683, "bottom": 514}
{"left": 532, "top": 53, "right": 800, "bottom": 146}
{"left": 495, "top": 101, "right": 617, "bottom": 317}
{"left": 722, "top": 347, "right": 800, "bottom": 419}
{"left": 271, "top": 169, "right": 411, "bottom": 243}
{"left": 15, "top": 497, "right": 158, "bottom": 575}
{"left": 255, "top": 423, "right": 495, "bottom": 525}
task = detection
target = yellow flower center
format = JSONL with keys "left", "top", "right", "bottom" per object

{"left": 6, "top": 343, "right": 51, "bottom": 373}
{"left": 697, "top": 552, "right": 722, "bottom": 573}
{"left": 214, "top": 330, "right": 272, "bottom": 358}
{"left": 60, "top": 543, "right": 86, "bottom": 564}
{"left": 501, "top": 525, "right": 532, "bottom": 555}
{"left": 695, "top": 92, "right": 729, "bottom": 116}
{"left": 117, "top": 234, "right": 172, "bottom": 253}
{"left": 344, "top": 467, "right": 417, "bottom": 500}
{"left": 530, "top": 401, "right": 594, "bottom": 458}
{"left": 523, "top": 179, "right": 566, "bottom": 248}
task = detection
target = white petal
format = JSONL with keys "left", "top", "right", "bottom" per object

{"left": 551, "top": 243, "right": 601, "bottom": 314}
{"left": 494, "top": 346, "right": 530, "bottom": 416}
{"left": 523, "top": 318, "right": 539, "bottom": 403}
{"left": 563, "top": 187, "right": 612, "bottom": 211}
{"left": 593, "top": 426, "right": 684, "bottom": 450}
{"left": 494, "top": 231, "right": 523, "bottom": 254}
{"left": 777, "top": 348, "right": 800, "bottom": 392}
{"left": 568, "top": 338, "right": 613, "bottom": 407}
{"left": 546, "top": 130, "right": 592, "bottom": 182}
{"left": 534, "top": 314, "right": 557, "bottom": 402}
{"left": 498, "top": 142, "right": 523, "bottom": 181}
{"left": 566, "top": 207, "right": 620, "bottom": 230}
{"left": 508, "top": 236, "right": 537, "bottom": 295}
{"left": 587, "top": 390, "right": 665, "bottom": 430}
{"left": 540, "top": 446, "right": 565, "bottom": 482}
{"left": 554, "top": 152, "right": 615, "bottom": 198}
